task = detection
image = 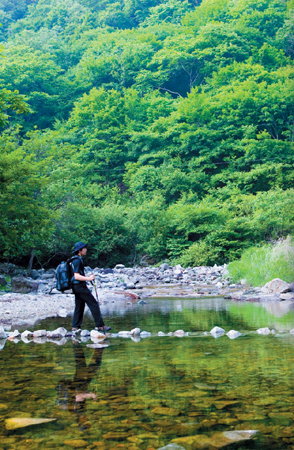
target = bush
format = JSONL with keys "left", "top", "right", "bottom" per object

{"left": 228, "top": 236, "right": 294, "bottom": 286}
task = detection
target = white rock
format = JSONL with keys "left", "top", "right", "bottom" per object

{"left": 21, "top": 330, "right": 33, "bottom": 340}
{"left": 33, "top": 329, "right": 47, "bottom": 338}
{"left": 118, "top": 331, "right": 131, "bottom": 338}
{"left": 90, "top": 330, "right": 106, "bottom": 339}
{"left": 290, "top": 329, "right": 294, "bottom": 335}
{"left": 58, "top": 308, "right": 68, "bottom": 318}
{"left": 167, "top": 332, "right": 174, "bottom": 336}
{"left": 210, "top": 326, "right": 225, "bottom": 337}
{"left": 257, "top": 327, "right": 271, "bottom": 335}
{"left": 158, "top": 444, "right": 186, "bottom": 450}
{"left": 140, "top": 331, "right": 151, "bottom": 338}
{"left": 174, "top": 330, "right": 185, "bottom": 337}
{"left": 87, "top": 343, "right": 109, "bottom": 348}
{"left": 280, "top": 293, "right": 294, "bottom": 300}
{"left": 226, "top": 330, "right": 242, "bottom": 339}
{"left": 158, "top": 331, "right": 166, "bottom": 336}
{"left": 81, "top": 330, "right": 90, "bottom": 337}
{"left": 216, "top": 282, "right": 223, "bottom": 289}
{"left": 49, "top": 327, "right": 67, "bottom": 338}
{"left": 9, "top": 330, "right": 20, "bottom": 338}
{"left": 261, "top": 278, "right": 290, "bottom": 294}
{"left": 130, "top": 327, "right": 141, "bottom": 336}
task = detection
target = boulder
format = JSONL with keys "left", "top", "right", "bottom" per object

{"left": 47, "top": 327, "right": 67, "bottom": 338}
{"left": 130, "top": 327, "right": 141, "bottom": 336}
{"left": 21, "top": 330, "right": 33, "bottom": 340}
{"left": 140, "top": 331, "right": 151, "bottom": 338}
{"left": 210, "top": 326, "right": 225, "bottom": 337}
{"left": 118, "top": 331, "right": 131, "bottom": 338}
{"left": 0, "top": 274, "right": 7, "bottom": 286}
{"left": 226, "top": 330, "right": 242, "bottom": 339}
{"left": 11, "top": 276, "right": 39, "bottom": 293}
{"left": 81, "top": 330, "right": 90, "bottom": 337}
{"left": 158, "top": 331, "right": 166, "bottom": 336}
{"left": 5, "top": 418, "right": 56, "bottom": 430}
{"left": 262, "top": 278, "right": 290, "bottom": 294}
{"left": 33, "top": 330, "right": 47, "bottom": 338}
{"left": 90, "top": 330, "right": 106, "bottom": 340}
{"left": 280, "top": 293, "right": 294, "bottom": 300}
{"left": 174, "top": 330, "right": 185, "bottom": 337}
{"left": 257, "top": 327, "right": 271, "bottom": 335}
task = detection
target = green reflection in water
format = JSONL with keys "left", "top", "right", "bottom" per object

{"left": 1, "top": 299, "right": 294, "bottom": 450}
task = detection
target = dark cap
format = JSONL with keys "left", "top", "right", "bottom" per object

{"left": 73, "top": 242, "right": 88, "bottom": 252}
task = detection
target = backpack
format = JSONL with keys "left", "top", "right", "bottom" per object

{"left": 56, "top": 256, "right": 78, "bottom": 292}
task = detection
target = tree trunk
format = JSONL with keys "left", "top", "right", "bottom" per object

{"left": 27, "top": 248, "right": 35, "bottom": 272}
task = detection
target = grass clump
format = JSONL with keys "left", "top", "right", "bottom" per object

{"left": 228, "top": 236, "right": 294, "bottom": 286}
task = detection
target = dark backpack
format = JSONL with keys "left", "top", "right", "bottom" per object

{"left": 56, "top": 257, "right": 77, "bottom": 292}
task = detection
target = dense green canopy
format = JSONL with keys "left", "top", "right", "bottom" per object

{"left": 0, "top": 0, "right": 294, "bottom": 267}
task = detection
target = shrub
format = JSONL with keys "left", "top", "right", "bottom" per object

{"left": 228, "top": 236, "right": 294, "bottom": 286}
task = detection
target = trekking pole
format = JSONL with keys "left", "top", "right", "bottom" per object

{"left": 93, "top": 279, "right": 99, "bottom": 303}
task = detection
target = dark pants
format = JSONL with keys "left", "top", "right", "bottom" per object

{"left": 72, "top": 284, "right": 105, "bottom": 328}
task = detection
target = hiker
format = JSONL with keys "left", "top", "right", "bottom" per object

{"left": 70, "top": 241, "right": 111, "bottom": 333}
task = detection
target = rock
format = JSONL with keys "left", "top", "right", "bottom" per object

{"left": 280, "top": 293, "right": 294, "bottom": 300}
{"left": 11, "top": 276, "right": 39, "bottom": 293}
{"left": 118, "top": 331, "right": 131, "bottom": 338}
{"left": 0, "top": 275, "right": 7, "bottom": 286}
{"left": 5, "top": 418, "right": 56, "bottom": 430}
{"left": 8, "top": 330, "right": 20, "bottom": 338}
{"left": 87, "top": 343, "right": 108, "bottom": 348}
{"left": 216, "top": 281, "right": 223, "bottom": 289}
{"left": 130, "top": 327, "right": 141, "bottom": 336}
{"left": 174, "top": 330, "right": 185, "bottom": 337}
{"left": 290, "top": 329, "right": 294, "bottom": 335}
{"left": 29, "top": 269, "right": 40, "bottom": 279}
{"left": 171, "top": 430, "right": 259, "bottom": 449}
{"left": 115, "top": 264, "right": 125, "bottom": 269}
{"left": 226, "top": 330, "right": 242, "bottom": 339}
{"left": 210, "top": 326, "right": 225, "bottom": 337}
{"left": 159, "top": 263, "right": 170, "bottom": 272}
{"left": 90, "top": 330, "right": 106, "bottom": 339}
{"left": 33, "top": 330, "right": 47, "bottom": 338}
{"left": 81, "top": 330, "right": 90, "bottom": 337}
{"left": 158, "top": 331, "right": 165, "bottom": 336}
{"left": 257, "top": 327, "right": 271, "bottom": 335}
{"left": 140, "top": 331, "right": 151, "bottom": 338}
{"left": 58, "top": 308, "right": 68, "bottom": 318}
{"left": 158, "top": 444, "right": 186, "bottom": 450}
{"left": 0, "top": 326, "right": 7, "bottom": 339}
{"left": 262, "top": 278, "right": 290, "bottom": 294}
{"left": 63, "top": 439, "right": 88, "bottom": 448}
{"left": 21, "top": 330, "right": 33, "bottom": 339}
{"left": 131, "top": 336, "right": 141, "bottom": 343}
{"left": 48, "top": 327, "right": 67, "bottom": 338}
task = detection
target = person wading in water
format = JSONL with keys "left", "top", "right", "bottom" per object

{"left": 70, "top": 242, "right": 111, "bottom": 333}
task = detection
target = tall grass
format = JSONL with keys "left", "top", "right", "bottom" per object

{"left": 228, "top": 236, "right": 294, "bottom": 286}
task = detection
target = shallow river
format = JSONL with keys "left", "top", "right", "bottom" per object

{"left": 1, "top": 297, "right": 294, "bottom": 450}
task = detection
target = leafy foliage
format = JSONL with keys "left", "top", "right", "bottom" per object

{"left": 0, "top": 0, "right": 294, "bottom": 267}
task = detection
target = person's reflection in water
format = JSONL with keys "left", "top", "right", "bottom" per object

{"left": 58, "top": 342, "right": 104, "bottom": 430}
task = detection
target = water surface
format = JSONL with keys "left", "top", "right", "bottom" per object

{"left": 1, "top": 298, "right": 294, "bottom": 449}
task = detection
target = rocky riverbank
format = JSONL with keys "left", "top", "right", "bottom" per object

{"left": 0, "top": 262, "right": 293, "bottom": 328}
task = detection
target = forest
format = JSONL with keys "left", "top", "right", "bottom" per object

{"left": 0, "top": 0, "right": 294, "bottom": 268}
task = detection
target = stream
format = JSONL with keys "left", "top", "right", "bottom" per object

{"left": 1, "top": 297, "right": 294, "bottom": 449}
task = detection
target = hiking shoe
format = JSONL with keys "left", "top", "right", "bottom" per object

{"left": 72, "top": 328, "right": 82, "bottom": 334}
{"left": 95, "top": 326, "right": 111, "bottom": 332}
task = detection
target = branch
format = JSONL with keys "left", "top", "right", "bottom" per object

{"left": 158, "top": 87, "right": 183, "bottom": 98}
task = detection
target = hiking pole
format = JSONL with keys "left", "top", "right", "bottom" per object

{"left": 93, "top": 279, "right": 99, "bottom": 304}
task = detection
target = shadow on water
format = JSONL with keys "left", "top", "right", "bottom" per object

{"left": 1, "top": 298, "right": 294, "bottom": 449}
